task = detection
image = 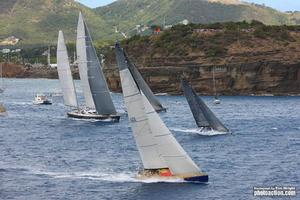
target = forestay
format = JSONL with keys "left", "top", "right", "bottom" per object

{"left": 57, "top": 31, "right": 78, "bottom": 108}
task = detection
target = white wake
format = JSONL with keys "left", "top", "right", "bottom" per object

{"left": 30, "top": 170, "right": 185, "bottom": 183}
{"left": 171, "top": 128, "right": 228, "bottom": 136}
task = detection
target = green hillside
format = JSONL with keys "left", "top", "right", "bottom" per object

{"left": 96, "top": 0, "right": 293, "bottom": 34}
{"left": 0, "top": 0, "right": 110, "bottom": 45}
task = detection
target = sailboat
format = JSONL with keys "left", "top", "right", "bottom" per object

{"left": 70, "top": 12, "right": 120, "bottom": 121}
{"left": 116, "top": 43, "right": 208, "bottom": 183}
{"left": 0, "top": 63, "right": 7, "bottom": 116}
{"left": 212, "top": 66, "right": 221, "bottom": 104}
{"left": 115, "top": 44, "right": 166, "bottom": 112}
{"left": 181, "top": 79, "right": 229, "bottom": 133}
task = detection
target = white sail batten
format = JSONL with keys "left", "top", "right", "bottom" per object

{"left": 119, "top": 68, "right": 168, "bottom": 169}
{"left": 57, "top": 31, "right": 78, "bottom": 108}
{"left": 76, "top": 12, "right": 95, "bottom": 109}
{"left": 142, "top": 94, "right": 203, "bottom": 176}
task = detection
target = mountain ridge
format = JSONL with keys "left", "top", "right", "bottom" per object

{"left": 0, "top": 0, "right": 299, "bottom": 45}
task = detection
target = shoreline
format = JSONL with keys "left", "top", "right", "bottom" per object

{"left": 2, "top": 77, "right": 300, "bottom": 97}
{"left": 1, "top": 62, "right": 299, "bottom": 96}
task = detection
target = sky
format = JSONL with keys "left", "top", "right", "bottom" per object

{"left": 77, "top": 0, "right": 300, "bottom": 12}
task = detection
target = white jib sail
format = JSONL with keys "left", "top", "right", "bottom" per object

{"left": 142, "top": 93, "right": 203, "bottom": 177}
{"left": 120, "top": 68, "right": 168, "bottom": 169}
{"left": 57, "top": 30, "right": 78, "bottom": 108}
{"left": 76, "top": 12, "right": 95, "bottom": 109}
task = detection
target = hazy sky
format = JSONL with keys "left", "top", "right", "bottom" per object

{"left": 77, "top": 0, "right": 300, "bottom": 12}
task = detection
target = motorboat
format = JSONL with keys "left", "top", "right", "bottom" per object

{"left": 33, "top": 94, "right": 52, "bottom": 105}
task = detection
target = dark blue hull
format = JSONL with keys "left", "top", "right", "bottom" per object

{"left": 41, "top": 101, "right": 52, "bottom": 105}
{"left": 67, "top": 111, "right": 120, "bottom": 122}
{"left": 184, "top": 175, "right": 209, "bottom": 183}
{"left": 156, "top": 107, "right": 167, "bottom": 113}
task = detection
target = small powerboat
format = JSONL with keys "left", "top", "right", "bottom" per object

{"left": 213, "top": 97, "right": 221, "bottom": 105}
{"left": 33, "top": 94, "right": 52, "bottom": 105}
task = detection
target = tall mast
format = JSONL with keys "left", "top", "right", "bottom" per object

{"left": 212, "top": 66, "right": 218, "bottom": 98}
{"left": 0, "top": 63, "right": 3, "bottom": 93}
{"left": 47, "top": 46, "right": 51, "bottom": 67}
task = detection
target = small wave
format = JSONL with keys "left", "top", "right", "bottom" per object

{"left": 288, "top": 138, "right": 300, "bottom": 145}
{"left": 271, "top": 127, "right": 278, "bottom": 131}
{"left": 171, "top": 128, "right": 227, "bottom": 136}
{"left": 11, "top": 102, "right": 32, "bottom": 106}
{"left": 0, "top": 167, "right": 30, "bottom": 173}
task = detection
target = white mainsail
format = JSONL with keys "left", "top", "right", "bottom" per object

{"left": 76, "top": 12, "right": 95, "bottom": 109}
{"left": 57, "top": 31, "right": 78, "bottom": 108}
{"left": 120, "top": 68, "right": 168, "bottom": 169}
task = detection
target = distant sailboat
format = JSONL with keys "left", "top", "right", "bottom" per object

{"left": 0, "top": 63, "right": 3, "bottom": 94}
{"left": 115, "top": 43, "right": 166, "bottom": 112}
{"left": 116, "top": 43, "right": 208, "bottom": 183}
{"left": 71, "top": 12, "right": 120, "bottom": 121}
{"left": 0, "top": 63, "right": 7, "bottom": 116}
{"left": 212, "top": 66, "right": 221, "bottom": 104}
{"left": 181, "top": 79, "right": 229, "bottom": 133}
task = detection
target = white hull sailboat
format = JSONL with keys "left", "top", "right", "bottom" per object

{"left": 116, "top": 43, "right": 208, "bottom": 183}
{"left": 212, "top": 66, "right": 221, "bottom": 104}
{"left": 181, "top": 79, "right": 229, "bottom": 133}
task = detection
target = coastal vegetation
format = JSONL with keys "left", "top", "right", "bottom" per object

{"left": 2, "top": 21, "right": 300, "bottom": 66}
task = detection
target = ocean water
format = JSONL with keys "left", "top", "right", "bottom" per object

{"left": 0, "top": 78, "right": 299, "bottom": 200}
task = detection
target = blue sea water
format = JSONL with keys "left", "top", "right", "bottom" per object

{"left": 0, "top": 78, "right": 299, "bottom": 200}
